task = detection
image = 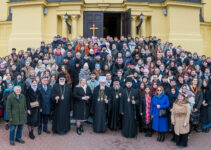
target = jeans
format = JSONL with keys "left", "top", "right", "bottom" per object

{"left": 39, "top": 114, "right": 49, "bottom": 131}
{"left": 10, "top": 124, "right": 23, "bottom": 141}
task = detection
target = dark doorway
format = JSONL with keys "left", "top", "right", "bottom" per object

{"left": 104, "top": 13, "right": 121, "bottom": 38}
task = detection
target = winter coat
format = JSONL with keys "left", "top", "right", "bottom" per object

{"left": 171, "top": 102, "right": 190, "bottom": 135}
{"left": 6, "top": 93, "right": 27, "bottom": 125}
{"left": 150, "top": 92, "right": 170, "bottom": 132}
{"left": 73, "top": 85, "right": 92, "bottom": 120}
{"left": 53, "top": 54, "right": 64, "bottom": 67}
{"left": 200, "top": 84, "right": 211, "bottom": 124}
{"left": 38, "top": 84, "right": 52, "bottom": 115}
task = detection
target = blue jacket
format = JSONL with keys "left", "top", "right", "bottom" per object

{"left": 38, "top": 84, "right": 52, "bottom": 115}
{"left": 150, "top": 93, "right": 170, "bottom": 132}
{"left": 192, "top": 57, "right": 202, "bottom": 67}
{"left": 53, "top": 54, "right": 64, "bottom": 66}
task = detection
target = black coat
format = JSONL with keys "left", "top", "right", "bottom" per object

{"left": 38, "top": 84, "right": 52, "bottom": 115}
{"left": 201, "top": 84, "right": 211, "bottom": 124}
{"left": 73, "top": 86, "right": 92, "bottom": 120}
{"left": 120, "top": 88, "right": 139, "bottom": 138}
{"left": 139, "top": 95, "right": 152, "bottom": 129}
{"left": 108, "top": 86, "right": 124, "bottom": 130}
{"left": 92, "top": 85, "right": 109, "bottom": 133}
{"left": 190, "top": 88, "right": 203, "bottom": 110}
{"left": 26, "top": 87, "right": 42, "bottom": 126}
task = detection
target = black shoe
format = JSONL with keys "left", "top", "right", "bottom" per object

{"left": 160, "top": 134, "right": 165, "bottom": 142}
{"left": 157, "top": 133, "right": 161, "bottom": 141}
{"left": 195, "top": 129, "right": 200, "bottom": 133}
{"left": 10, "top": 141, "right": 15, "bottom": 146}
{"left": 171, "top": 137, "right": 176, "bottom": 143}
{"left": 205, "top": 128, "right": 210, "bottom": 133}
{"left": 80, "top": 125, "right": 84, "bottom": 132}
{"left": 15, "top": 138, "right": 25, "bottom": 144}
{"left": 29, "top": 130, "right": 35, "bottom": 140}
{"left": 5, "top": 124, "right": 9, "bottom": 130}
{"left": 43, "top": 129, "right": 50, "bottom": 134}
{"left": 145, "top": 133, "right": 149, "bottom": 137}
{"left": 148, "top": 133, "right": 152, "bottom": 137}
{"left": 38, "top": 129, "right": 42, "bottom": 135}
{"left": 77, "top": 128, "right": 81, "bottom": 135}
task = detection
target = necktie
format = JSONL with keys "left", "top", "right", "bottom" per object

{"left": 44, "top": 85, "right": 47, "bottom": 92}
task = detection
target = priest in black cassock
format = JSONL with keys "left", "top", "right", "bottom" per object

{"left": 120, "top": 77, "right": 139, "bottom": 138}
{"left": 92, "top": 76, "right": 109, "bottom": 133}
{"left": 51, "top": 74, "right": 72, "bottom": 134}
{"left": 108, "top": 77, "right": 123, "bottom": 130}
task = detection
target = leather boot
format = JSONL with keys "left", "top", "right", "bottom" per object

{"left": 76, "top": 127, "right": 81, "bottom": 135}
{"left": 160, "top": 133, "right": 165, "bottom": 142}
{"left": 80, "top": 125, "right": 84, "bottom": 132}
{"left": 157, "top": 132, "right": 161, "bottom": 141}
{"left": 29, "top": 130, "right": 35, "bottom": 140}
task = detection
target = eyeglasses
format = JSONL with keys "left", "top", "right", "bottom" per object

{"left": 157, "top": 89, "right": 162, "bottom": 91}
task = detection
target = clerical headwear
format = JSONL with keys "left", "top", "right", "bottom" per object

{"left": 99, "top": 76, "right": 106, "bottom": 83}
{"left": 113, "top": 77, "right": 120, "bottom": 82}
{"left": 101, "top": 44, "right": 106, "bottom": 49}
{"left": 95, "top": 52, "right": 101, "bottom": 57}
{"left": 58, "top": 73, "right": 66, "bottom": 79}
{"left": 125, "top": 77, "right": 133, "bottom": 83}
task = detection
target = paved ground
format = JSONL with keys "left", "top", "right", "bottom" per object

{"left": 0, "top": 120, "right": 211, "bottom": 150}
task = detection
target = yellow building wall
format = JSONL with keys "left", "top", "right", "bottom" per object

{"left": 167, "top": 4, "right": 203, "bottom": 55}
{"left": 85, "top": 0, "right": 123, "bottom": 3}
{"left": 8, "top": 4, "right": 44, "bottom": 53}
{"left": 200, "top": 22, "right": 211, "bottom": 57}
{"left": 202, "top": 0, "right": 211, "bottom": 22}
{"left": 0, "top": 21, "right": 12, "bottom": 56}
{"left": 0, "top": 0, "right": 210, "bottom": 57}
{"left": 0, "top": 0, "right": 9, "bottom": 21}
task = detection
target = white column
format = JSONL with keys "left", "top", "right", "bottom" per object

{"left": 71, "top": 15, "right": 79, "bottom": 39}
{"left": 62, "top": 15, "right": 67, "bottom": 37}
{"left": 131, "top": 15, "right": 137, "bottom": 38}
{"left": 141, "top": 17, "right": 146, "bottom": 37}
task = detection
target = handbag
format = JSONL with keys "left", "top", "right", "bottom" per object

{"left": 190, "top": 111, "right": 200, "bottom": 125}
{"left": 159, "top": 109, "right": 167, "bottom": 117}
{"left": 30, "top": 101, "right": 39, "bottom": 108}
{"left": 157, "top": 100, "right": 167, "bottom": 117}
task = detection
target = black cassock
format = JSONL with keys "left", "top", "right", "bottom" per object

{"left": 120, "top": 88, "right": 139, "bottom": 138}
{"left": 51, "top": 83, "right": 72, "bottom": 134}
{"left": 108, "top": 86, "right": 123, "bottom": 130}
{"left": 92, "top": 85, "right": 109, "bottom": 133}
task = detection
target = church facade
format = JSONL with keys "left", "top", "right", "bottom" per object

{"left": 0, "top": 0, "right": 211, "bottom": 56}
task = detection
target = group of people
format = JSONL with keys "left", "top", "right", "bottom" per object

{"left": 0, "top": 35, "right": 211, "bottom": 148}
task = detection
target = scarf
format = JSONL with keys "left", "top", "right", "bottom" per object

{"left": 88, "top": 80, "right": 98, "bottom": 92}
{"left": 55, "top": 51, "right": 62, "bottom": 56}
{"left": 190, "top": 85, "right": 198, "bottom": 95}
{"left": 145, "top": 94, "right": 151, "bottom": 124}
{"left": 81, "top": 85, "right": 87, "bottom": 94}
{"left": 156, "top": 91, "right": 164, "bottom": 99}
{"left": 31, "top": 85, "right": 37, "bottom": 92}
{"left": 3, "top": 88, "right": 14, "bottom": 96}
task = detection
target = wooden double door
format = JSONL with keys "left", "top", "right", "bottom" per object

{"left": 83, "top": 9, "right": 131, "bottom": 38}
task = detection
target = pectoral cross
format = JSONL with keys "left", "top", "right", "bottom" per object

{"left": 89, "top": 24, "right": 99, "bottom": 37}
